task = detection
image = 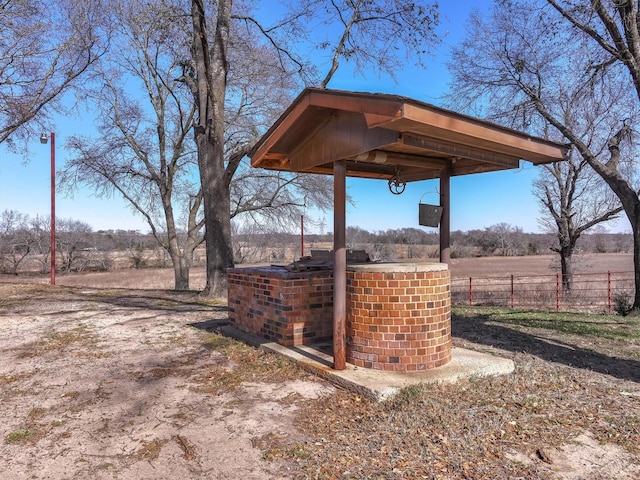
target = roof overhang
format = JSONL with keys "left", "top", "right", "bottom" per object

{"left": 250, "top": 88, "right": 569, "bottom": 181}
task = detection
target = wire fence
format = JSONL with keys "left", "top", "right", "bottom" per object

{"left": 451, "top": 271, "right": 636, "bottom": 315}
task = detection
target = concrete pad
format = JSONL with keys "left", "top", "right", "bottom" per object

{"left": 220, "top": 326, "right": 515, "bottom": 402}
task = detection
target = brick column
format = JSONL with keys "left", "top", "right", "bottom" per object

{"left": 346, "top": 263, "right": 451, "bottom": 371}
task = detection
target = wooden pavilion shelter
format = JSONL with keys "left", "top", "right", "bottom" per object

{"left": 250, "top": 88, "right": 569, "bottom": 370}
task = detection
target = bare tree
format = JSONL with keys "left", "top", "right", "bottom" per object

{"left": 287, "top": 0, "right": 441, "bottom": 88}
{"left": 184, "top": 0, "right": 329, "bottom": 297}
{"left": 28, "top": 215, "right": 53, "bottom": 273}
{"left": 56, "top": 218, "right": 93, "bottom": 273}
{"left": 230, "top": 167, "right": 333, "bottom": 229}
{"left": 346, "top": 226, "right": 374, "bottom": 250}
{"left": 447, "top": 0, "right": 640, "bottom": 308}
{"left": 0, "top": 210, "right": 26, "bottom": 238}
{"left": 0, "top": 210, "right": 32, "bottom": 274}
{"left": 185, "top": 0, "right": 440, "bottom": 297}
{"left": 539, "top": 0, "right": 640, "bottom": 308}
{"left": 63, "top": 0, "right": 339, "bottom": 293}
{"left": 464, "top": 223, "right": 525, "bottom": 256}
{"left": 62, "top": 0, "right": 203, "bottom": 290}
{"left": 534, "top": 152, "right": 622, "bottom": 291}
{"left": 0, "top": 0, "right": 106, "bottom": 147}
{"left": 485, "top": 223, "right": 525, "bottom": 257}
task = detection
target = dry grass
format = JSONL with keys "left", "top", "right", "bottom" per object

{"left": 14, "top": 323, "right": 107, "bottom": 359}
{"left": 192, "top": 333, "right": 306, "bottom": 395}
{"left": 0, "top": 267, "right": 207, "bottom": 290}
{"left": 131, "top": 438, "right": 169, "bottom": 461}
{"left": 277, "top": 363, "right": 639, "bottom": 479}
{"left": 3, "top": 405, "right": 66, "bottom": 446}
{"left": 259, "top": 307, "right": 640, "bottom": 479}
{"left": 449, "top": 252, "right": 633, "bottom": 279}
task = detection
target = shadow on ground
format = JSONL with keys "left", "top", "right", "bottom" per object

{"left": 452, "top": 312, "right": 640, "bottom": 383}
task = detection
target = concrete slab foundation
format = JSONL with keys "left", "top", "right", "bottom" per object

{"left": 220, "top": 325, "right": 514, "bottom": 402}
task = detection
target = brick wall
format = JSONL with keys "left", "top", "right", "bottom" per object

{"left": 227, "top": 263, "right": 452, "bottom": 371}
{"left": 227, "top": 266, "right": 333, "bottom": 346}
{"left": 346, "top": 265, "right": 451, "bottom": 371}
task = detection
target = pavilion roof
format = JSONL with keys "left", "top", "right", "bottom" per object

{"left": 250, "top": 88, "right": 569, "bottom": 182}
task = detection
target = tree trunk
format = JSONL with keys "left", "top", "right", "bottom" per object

{"left": 172, "top": 255, "right": 191, "bottom": 291}
{"left": 585, "top": 174, "right": 640, "bottom": 310}
{"left": 633, "top": 214, "right": 640, "bottom": 312}
{"left": 164, "top": 203, "right": 192, "bottom": 291}
{"left": 190, "top": 0, "right": 234, "bottom": 299}
{"left": 580, "top": 147, "right": 640, "bottom": 310}
{"left": 198, "top": 141, "right": 234, "bottom": 298}
{"left": 559, "top": 247, "right": 573, "bottom": 293}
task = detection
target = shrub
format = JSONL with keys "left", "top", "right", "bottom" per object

{"left": 613, "top": 291, "right": 632, "bottom": 316}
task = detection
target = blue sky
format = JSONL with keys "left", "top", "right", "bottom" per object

{"left": 0, "top": 1, "right": 626, "bottom": 234}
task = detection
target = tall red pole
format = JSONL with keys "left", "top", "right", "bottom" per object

{"left": 50, "top": 132, "right": 56, "bottom": 286}
{"left": 556, "top": 273, "right": 560, "bottom": 312}
{"left": 301, "top": 215, "right": 304, "bottom": 258}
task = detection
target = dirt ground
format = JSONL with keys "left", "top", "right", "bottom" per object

{"left": 0, "top": 284, "right": 335, "bottom": 479}
{"left": 1, "top": 282, "right": 640, "bottom": 479}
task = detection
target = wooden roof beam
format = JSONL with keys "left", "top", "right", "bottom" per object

{"left": 400, "top": 133, "right": 521, "bottom": 169}
{"left": 346, "top": 150, "right": 448, "bottom": 170}
{"left": 289, "top": 112, "right": 400, "bottom": 171}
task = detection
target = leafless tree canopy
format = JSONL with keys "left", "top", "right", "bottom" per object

{"left": 447, "top": 0, "right": 640, "bottom": 305}
{"left": 0, "top": 0, "right": 106, "bottom": 147}
{"left": 5, "top": 0, "right": 440, "bottom": 294}
{"left": 182, "top": 0, "right": 440, "bottom": 297}
{"left": 61, "top": 0, "right": 203, "bottom": 290}
{"left": 533, "top": 152, "right": 622, "bottom": 290}
{"left": 263, "top": 0, "right": 441, "bottom": 88}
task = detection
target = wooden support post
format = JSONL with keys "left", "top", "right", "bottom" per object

{"left": 333, "top": 160, "right": 347, "bottom": 370}
{"left": 440, "top": 160, "right": 452, "bottom": 265}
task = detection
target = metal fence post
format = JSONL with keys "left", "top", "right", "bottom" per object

{"left": 556, "top": 273, "right": 560, "bottom": 312}
{"left": 608, "top": 271, "right": 612, "bottom": 314}
{"left": 511, "top": 274, "right": 514, "bottom": 308}
{"left": 469, "top": 276, "right": 473, "bottom": 306}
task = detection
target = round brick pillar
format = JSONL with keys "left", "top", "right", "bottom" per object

{"left": 346, "top": 263, "right": 451, "bottom": 371}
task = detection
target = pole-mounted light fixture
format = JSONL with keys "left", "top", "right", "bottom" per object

{"left": 40, "top": 132, "right": 55, "bottom": 285}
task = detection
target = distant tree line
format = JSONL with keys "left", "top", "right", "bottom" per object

{"left": 238, "top": 223, "right": 632, "bottom": 263}
{"left": 1, "top": 208, "right": 631, "bottom": 277}
{"left": 0, "top": 210, "right": 180, "bottom": 275}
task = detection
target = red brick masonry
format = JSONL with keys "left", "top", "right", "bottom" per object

{"left": 227, "top": 263, "right": 451, "bottom": 371}
{"left": 346, "top": 263, "right": 451, "bottom": 371}
{"left": 227, "top": 266, "right": 333, "bottom": 346}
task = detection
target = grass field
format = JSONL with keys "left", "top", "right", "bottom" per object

{"left": 1, "top": 252, "right": 633, "bottom": 292}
